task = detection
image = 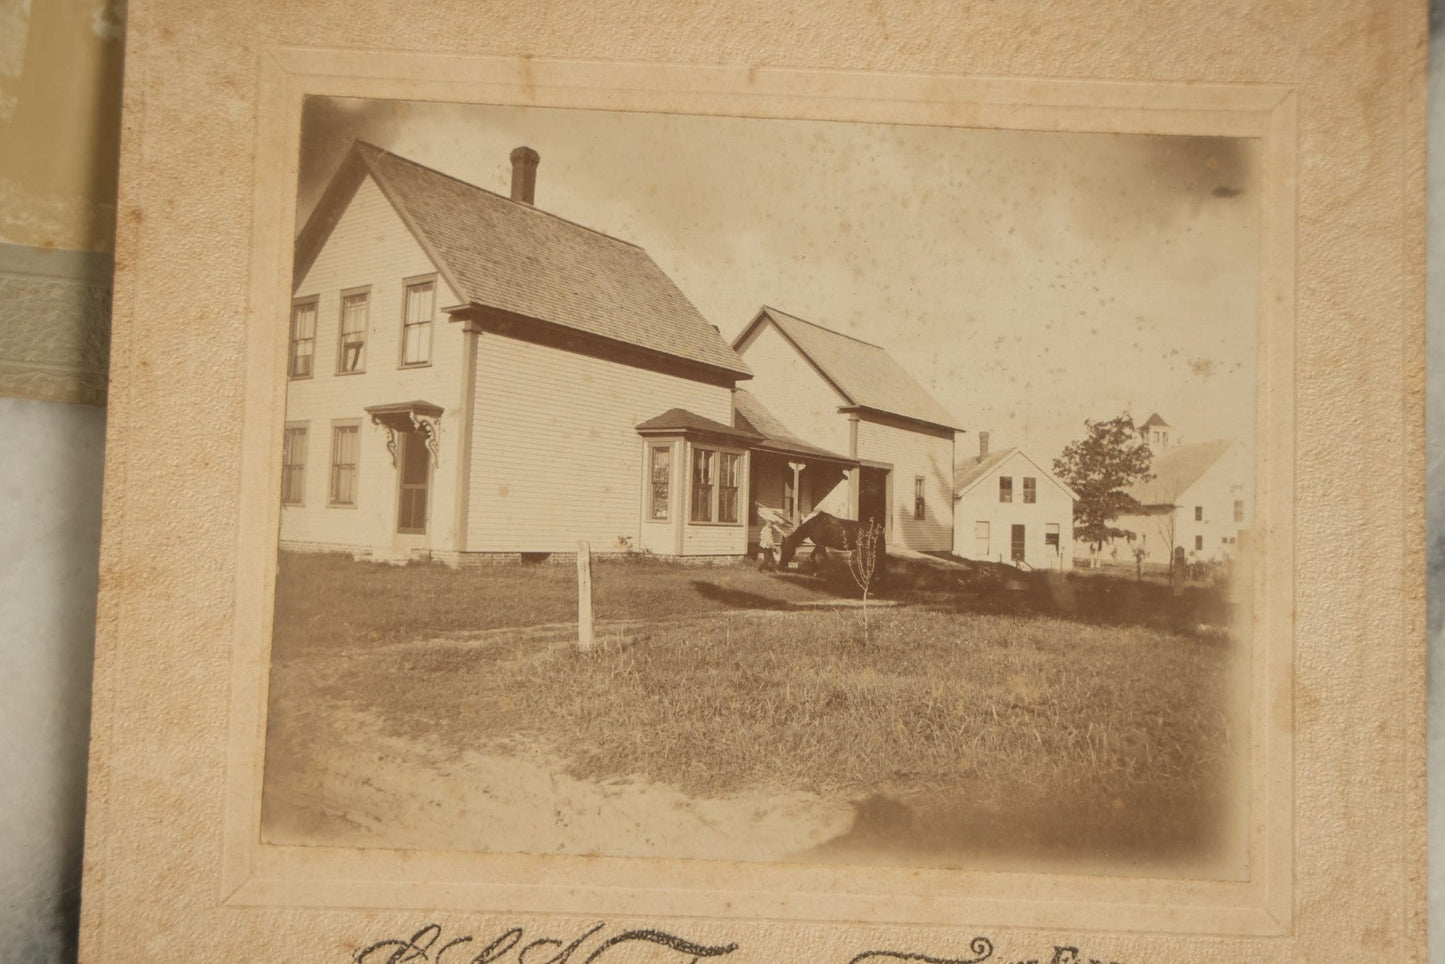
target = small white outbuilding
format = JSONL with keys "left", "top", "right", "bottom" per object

{"left": 952, "top": 433, "right": 1077, "bottom": 571}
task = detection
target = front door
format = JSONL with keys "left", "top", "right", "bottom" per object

{"left": 859, "top": 468, "right": 888, "bottom": 531}
{"left": 396, "top": 429, "right": 430, "bottom": 535}
{"left": 1011, "top": 524, "right": 1026, "bottom": 562}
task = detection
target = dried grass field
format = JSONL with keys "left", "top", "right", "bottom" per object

{"left": 262, "top": 551, "right": 1246, "bottom": 874}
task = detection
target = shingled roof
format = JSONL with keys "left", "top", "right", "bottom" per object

{"left": 735, "top": 307, "right": 962, "bottom": 431}
{"left": 953, "top": 447, "right": 1019, "bottom": 494}
{"left": 295, "top": 142, "right": 751, "bottom": 379}
{"left": 953, "top": 446, "right": 1079, "bottom": 501}
{"left": 732, "top": 389, "right": 857, "bottom": 464}
{"left": 1127, "top": 438, "right": 1236, "bottom": 506}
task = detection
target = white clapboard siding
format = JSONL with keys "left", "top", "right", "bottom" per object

{"left": 856, "top": 417, "right": 954, "bottom": 551}
{"left": 953, "top": 451, "right": 1075, "bottom": 570}
{"left": 733, "top": 322, "right": 851, "bottom": 455}
{"left": 468, "top": 334, "right": 734, "bottom": 553}
{"left": 280, "top": 174, "right": 465, "bottom": 554}
{"left": 1112, "top": 443, "right": 1251, "bottom": 565}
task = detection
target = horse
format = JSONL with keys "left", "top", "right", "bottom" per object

{"left": 776, "top": 511, "right": 886, "bottom": 578}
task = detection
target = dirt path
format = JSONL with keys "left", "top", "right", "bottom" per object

{"left": 262, "top": 672, "right": 855, "bottom": 861}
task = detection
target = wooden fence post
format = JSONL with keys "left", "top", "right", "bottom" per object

{"left": 576, "top": 540, "right": 593, "bottom": 652}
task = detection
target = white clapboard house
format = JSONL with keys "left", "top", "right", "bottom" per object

{"left": 1110, "top": 415, "right": 1253, "bottom": 566}
{"left": 280, "top": 142, "right": 768, "bottom": 563}
{"left": 952, "top": 432, "right": 1077, "bottom": 570}
{"left": 731, "top": 307, "right": 960, "bottom": 553}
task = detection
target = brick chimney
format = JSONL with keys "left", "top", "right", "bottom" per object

{"left": 509, "top": 146, "right": 540, "bottom": 205}
{"left": 978, "top": 431, "right": 990, "bottom": 460}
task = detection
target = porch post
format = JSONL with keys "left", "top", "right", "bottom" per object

{"left": 788, "top": 461, "right": 805, "bottom": 527}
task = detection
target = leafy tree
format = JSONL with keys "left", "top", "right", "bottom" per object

{"left": 1052, "top": 415, "right": 1154, "bottom": 565}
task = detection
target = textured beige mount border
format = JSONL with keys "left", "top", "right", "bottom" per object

{"left": 218, "top": 51, "right": 1295, "bottom": 935}
{"left": 81, "top": 1, "right": 1424, "bottom": 958}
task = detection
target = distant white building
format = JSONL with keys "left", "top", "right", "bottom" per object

{"left": 952, "top": 433, "right": 1077, "bottom": 570}
{"left": 1112, "top": 414, "right": 1253, "bottom": 567}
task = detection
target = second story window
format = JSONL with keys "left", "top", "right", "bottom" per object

{"left": 338, "top": 288, "right": 369, "bottom": 374}
{"left": 999, "top": 476, "right": 1013, "bottom": 503}
{"left": 1023, "top": 477, "right": 1036, "bottom": 503}
{"left": 1234, "top": 499, "right": 1245, "bottom": 523}
{"left": 401, "top": 278, "right": 434, "bottom": 367}
{"left": 913, "top": 476, "right": 926, "bottom": 520}
{"left": 288, "top": 298, "right": 317, "bottom": 378}
{"left": 1194, "top": 505, "right": 1203, "bottom": 521}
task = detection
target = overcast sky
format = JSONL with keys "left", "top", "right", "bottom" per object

{"left": 297, "top": 97, "right": 1259, "bottom": 464}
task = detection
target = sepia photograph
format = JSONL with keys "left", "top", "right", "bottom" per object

{"left": 258, "top": 95, "right": 1259, "bottom": 879}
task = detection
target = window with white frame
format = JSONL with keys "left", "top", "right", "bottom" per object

{"left": 1045, "top": 522, "right": 1060, "bottom": 549}
{"left": 649, "top": 444, "right": 671, "bottom": 520}
{"left": 288, "top": 298, "right": 317, "bottom": 378}
{"left": 974, "top": 520, "right": 989, "bottom": 557}
{"left": 999, "top": 476, "right": 1013, "bottom": 503}
{"left": 337, "top": 289, "right": 369, "bottom": 373}
{"left": 281, "top": 424, "right": 307, "bottom": 506}
{"left": 718, "top": 453, "right": 741, "bottom": 523}
{"left": 690, "top": 446, "right": 743, "bottom": 524}
{"left": 1023, "top": 477, "right": 1036, "bottom": 503}
{"left": 400, "top": 278, "right": 434, "bottom": 367}
{"left": 913, "top": 476, "right": 926, "bottom": 520}
{"left": 329, "top": 422, "right": 360, "bottom": 506}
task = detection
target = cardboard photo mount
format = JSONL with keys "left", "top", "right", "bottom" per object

{"left": 82, "top": 4, "right": 1424, "bottom": 961}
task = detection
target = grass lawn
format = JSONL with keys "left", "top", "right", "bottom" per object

{"left": 269, "top": 551, "right": 1243, "bottom": 867}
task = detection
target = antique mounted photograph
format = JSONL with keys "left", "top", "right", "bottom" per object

{"left": 258, "top": 96, "right": 1259, "bottom": 880}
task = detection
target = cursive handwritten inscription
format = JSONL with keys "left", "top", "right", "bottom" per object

{"left": 354, "top": 923, "right": 738, "bottom": 964}
{"left": 848, "top": 936, "right": 994, "bottom": 964}
{"left": 352, "top": 924, "right": 1119, "bottom": 964}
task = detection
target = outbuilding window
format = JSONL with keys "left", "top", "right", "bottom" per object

{"left": 913, "top": 476, "right": 926, "bottom": 520}
{"left": 1045, "top": 522, "right": 1060, "bottom": 549}
{"left": 1234, "top": 499, "right": 1245, "bottom": 523}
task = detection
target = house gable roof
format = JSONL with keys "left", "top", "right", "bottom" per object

{"left": 733, "top": 307, "right": 962, "bottom": 431}
{"left": 733, "top": 389, "right": 857, "bottom": 464}
{"left": 954, "top": 447, "right": 1079, "bottom": 501}
{"left": 295, "top": 142, "right": 751, "bottom": 380}
{"left": 1127, "top": 438, "right": 1236, "bottom": 506}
